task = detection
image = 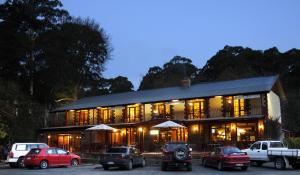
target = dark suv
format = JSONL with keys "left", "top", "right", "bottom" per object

{"left": 161, "top": 142, "right": 192, "bottom": 171}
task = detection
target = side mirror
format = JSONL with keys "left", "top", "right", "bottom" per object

{"left": 66, "top": 151, "right": 70, "bottom": 155}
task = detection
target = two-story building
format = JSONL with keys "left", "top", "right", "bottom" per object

{"left": 38, "top": 75, "right": 282, "bottom": 153}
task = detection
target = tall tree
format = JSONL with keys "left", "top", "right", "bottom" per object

{"left": 36, "top": 17, "right": 111, "bottom": 106}
{"left": 108, "top": 76, "right": 134, "bottom": 93}
{"left": 139, "top": 56, "right": 198, "bottom": 90}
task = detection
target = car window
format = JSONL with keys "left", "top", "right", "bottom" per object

{"left": 215, "top": 148, "right": 221, "bottom": 155}
{"left": 250, "top": 142, "right": 261, "bottom": 150}
{"left": 57, "top": 149, "right": 67, "bottom": 155}
{"left": 15, "top": 144, "right": 27, "bottom": 151}
{"left": 107, "top": 148, "right": 127, "bottom": 153}
{"left": 130, "top": 148, "right": 134, "bottom": 154}
{"left": 223, "top": 147, "right": 242, "bottom": 154}
{"left": 28, "top": 149, "right": 41, "bottom": 155}
{"left": 47, "top": 148, "right": 57, "bottom": 154}
{"left": 38, "top": 144, "right": 48, "bottom": 148}
{"left": 270, "top": 142, "right": 284, "bottom": 148}
{"left": 262, "top": 142, "right": 268, "bottom": 150}
{"left": 28, "top": 144, "right": 38, "bottom": 150}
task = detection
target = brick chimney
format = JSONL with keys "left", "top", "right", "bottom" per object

{"left": 181, "top": 77, "right": 191, "bottom": 88}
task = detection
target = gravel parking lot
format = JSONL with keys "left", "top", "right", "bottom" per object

{"left": 0, "top": 163, "right": 300, "bottom": 175}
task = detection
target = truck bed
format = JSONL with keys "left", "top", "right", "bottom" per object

{"left": 267, "top": 149, "right": 300, "bottom": 158}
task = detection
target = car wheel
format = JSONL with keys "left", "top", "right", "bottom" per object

{"left": 217, "top": 162, "right": 223, "bottom": 171}
{"left": 141, "top": 159, "right": 146, "bottom": 167}
{"left": 161, "top": 162, "right": 167, "bottom": 171}
{"left": 17, "top": 157, "right": 25, "bottom": 168}
{"left": 187, "top": 163, "right": 192, "bottom": 171}
{"left": 173, "top": 147, "right": 188, "bottom": 161}
{"left": 241, "top": 166, "right": 248, "bottom": 171}
{"left": 103, "top": 165, "right": 109, "bottom": 170}
{"left": 71, "top": 159, "right": 79, "bottom": 167}
{"left": 274, "top": 158, "right": 286, "bottom": 170}
{"left": 40, "top": 160, "right": 49, "bottom": 169}
{"left": 126, "top": 160, "right": 133, "bottom": 170}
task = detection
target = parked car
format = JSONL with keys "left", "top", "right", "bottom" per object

{"left": 23, "top": 147, "right": 81, "bottom": 169}
{"left": 99, "top": 146, "right": 145, "bottom": 170}
{"left": 161, "top": 142, "right": 192, "bottom": 171}
{"left": 6, "top": 143, "right": 49, "bottom": 168}
{"left": 202, "top": 146, "right": 250, "bottom": 171}
{"left": 242, "top": 140, "right": 300, "bottom": 170}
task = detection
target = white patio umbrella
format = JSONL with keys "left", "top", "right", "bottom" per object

{"left": 86, "top": 124, "right": 117, "bottom": 152}
{"left": 152, "top": 121, "right": 186, "bottom": 142}
{"left": 86, "top": 124, "right": 116, "bottom": 131}
{"left": 152, "top": 121, "right": 186, "bottom": 129}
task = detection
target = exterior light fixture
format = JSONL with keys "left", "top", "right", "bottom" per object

{"left": 47, "top": 135, "right": 51, "bottom": 139}
{"left": 172, "top": 99, "right": 179, "bottom": 102}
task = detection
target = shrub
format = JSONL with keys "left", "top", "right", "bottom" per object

{"left": 284, "top": 137, "right": 300, "bottom": 149}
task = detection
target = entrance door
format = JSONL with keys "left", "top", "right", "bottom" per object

{"left": 58, "top": 135, "right": 70, "bottom": 150}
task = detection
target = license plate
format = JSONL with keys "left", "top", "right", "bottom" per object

{"left": 236, "top": 164, "right": 243, "bottom": 166}
{"left": 107, "top": 162, "right": 114, "bottom": 165}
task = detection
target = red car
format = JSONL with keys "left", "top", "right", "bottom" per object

{"left": 202, "top": 146, "right": 250, "bottom": 171}
{"left": 24, "top": 147, "right": 81, "bottom": 169}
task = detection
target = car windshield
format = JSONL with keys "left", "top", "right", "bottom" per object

{"left": 28, "top": 148, "right": 41, "bottom": 155}
{"left": 223, "top": 147, "right": 241, "bottom": 154}
{"left": 106, "top": 148, "right": 127, "bottom": 153}
{"left": 165, "top": 143, "right": 188, "bottom": 151}
{"left": 270, "top": 142, "right": 284, "bottom": 148}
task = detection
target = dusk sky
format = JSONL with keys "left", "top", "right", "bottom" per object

{"left": 61, "top": 0, "right": 300, "bottom": 89}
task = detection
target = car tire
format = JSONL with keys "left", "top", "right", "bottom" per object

{"left": 187, "top": 163, "right": 192, "bottom": 171}
{"left": 141, "top": 159, "right": 146, "bottom": 167}
{"left": 274, "top": 158, "right": 286, "bottom": 170}
{"left": 161, "top": 162, "right": 167, "bottom": 171}
{"left": 173, "top": 147, "right": 188, "bottom": 161}
{"left": 17, "top": 157, "right": 25, "bottom": 168}
{"left": 40, "top": 160, "right": 49, "bottom": 169}
{"left": 217, "top": 162, "right": 223, "bottom": 171}
{"left": 71, "top": 159, "right": 79, "bottom": 167}
{"left": 103, "top": 165, "right": 109, "bottom": 170}
{"left": 241, "top": 166, "right": 248, "bottom": 171}
{"left": 126, "top": 160, "right": 133, "bottom": 170}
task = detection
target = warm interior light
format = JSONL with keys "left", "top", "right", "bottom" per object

{"left": 97, "top": 107, "right": 101, "bottom": 109}
{"left": 150, "top": 130, "right": 159, "bottom": 135}
{"left": 69, "top": 109, "right": 74, "bottom": 112}
{"left": 193, "top": 125, "right": 198, "bottom": 132}
{"left": 138, "top": 127, "right": 143, "bottom": 132}
{"left": 113, "top": 129, "right": 118, "bottom": 132}
{"left": 153, "top": 110, "right": 158, "bottom": 114}
{"left": 189, "top": 103, "right": 193, "bottom": 106}
{"left": 231, "top": 123, "right": 236, "bottom": 131}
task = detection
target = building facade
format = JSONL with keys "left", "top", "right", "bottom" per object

{"left": 38, "top": 76, "right": 282, "bottom": 153}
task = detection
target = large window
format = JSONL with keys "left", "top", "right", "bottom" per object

{"left": 126, "top": 105, "right": 140, "bottom": 122}
{"left": 100, "top": 108, "right": 111, "bottom": 123}
{"left": 187, "top": 99, "right": 206, "bottom": 119}
{"left": 237, "top": 123, "right": 256, "bottom": 142}
{"left": 152, "top": 103, "right": 171, "bottom": 119}
{"left": 234, "top": 97, "right": 245, "bottom": 117}
{"left": 211, "top": 124, "right": 231, "bottom": 142}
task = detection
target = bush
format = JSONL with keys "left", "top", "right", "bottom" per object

{"left": 284, "top": 137, "right": 300, "bottom": 149}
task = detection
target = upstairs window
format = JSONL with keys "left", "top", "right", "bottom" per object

{"left": 187, "top": 99, "right": 206, "bottom": 119}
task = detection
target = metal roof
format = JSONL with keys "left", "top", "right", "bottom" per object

{"left": 53, "top": 75, "right": 278, "bottom": 112}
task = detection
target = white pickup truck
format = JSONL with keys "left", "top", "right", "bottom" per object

{"left": 243, "top": 140, "right": 300, "bottom": 170}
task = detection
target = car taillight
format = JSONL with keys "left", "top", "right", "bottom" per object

{"left": 9, "top": 152, "right": 14, "bottom": 158}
